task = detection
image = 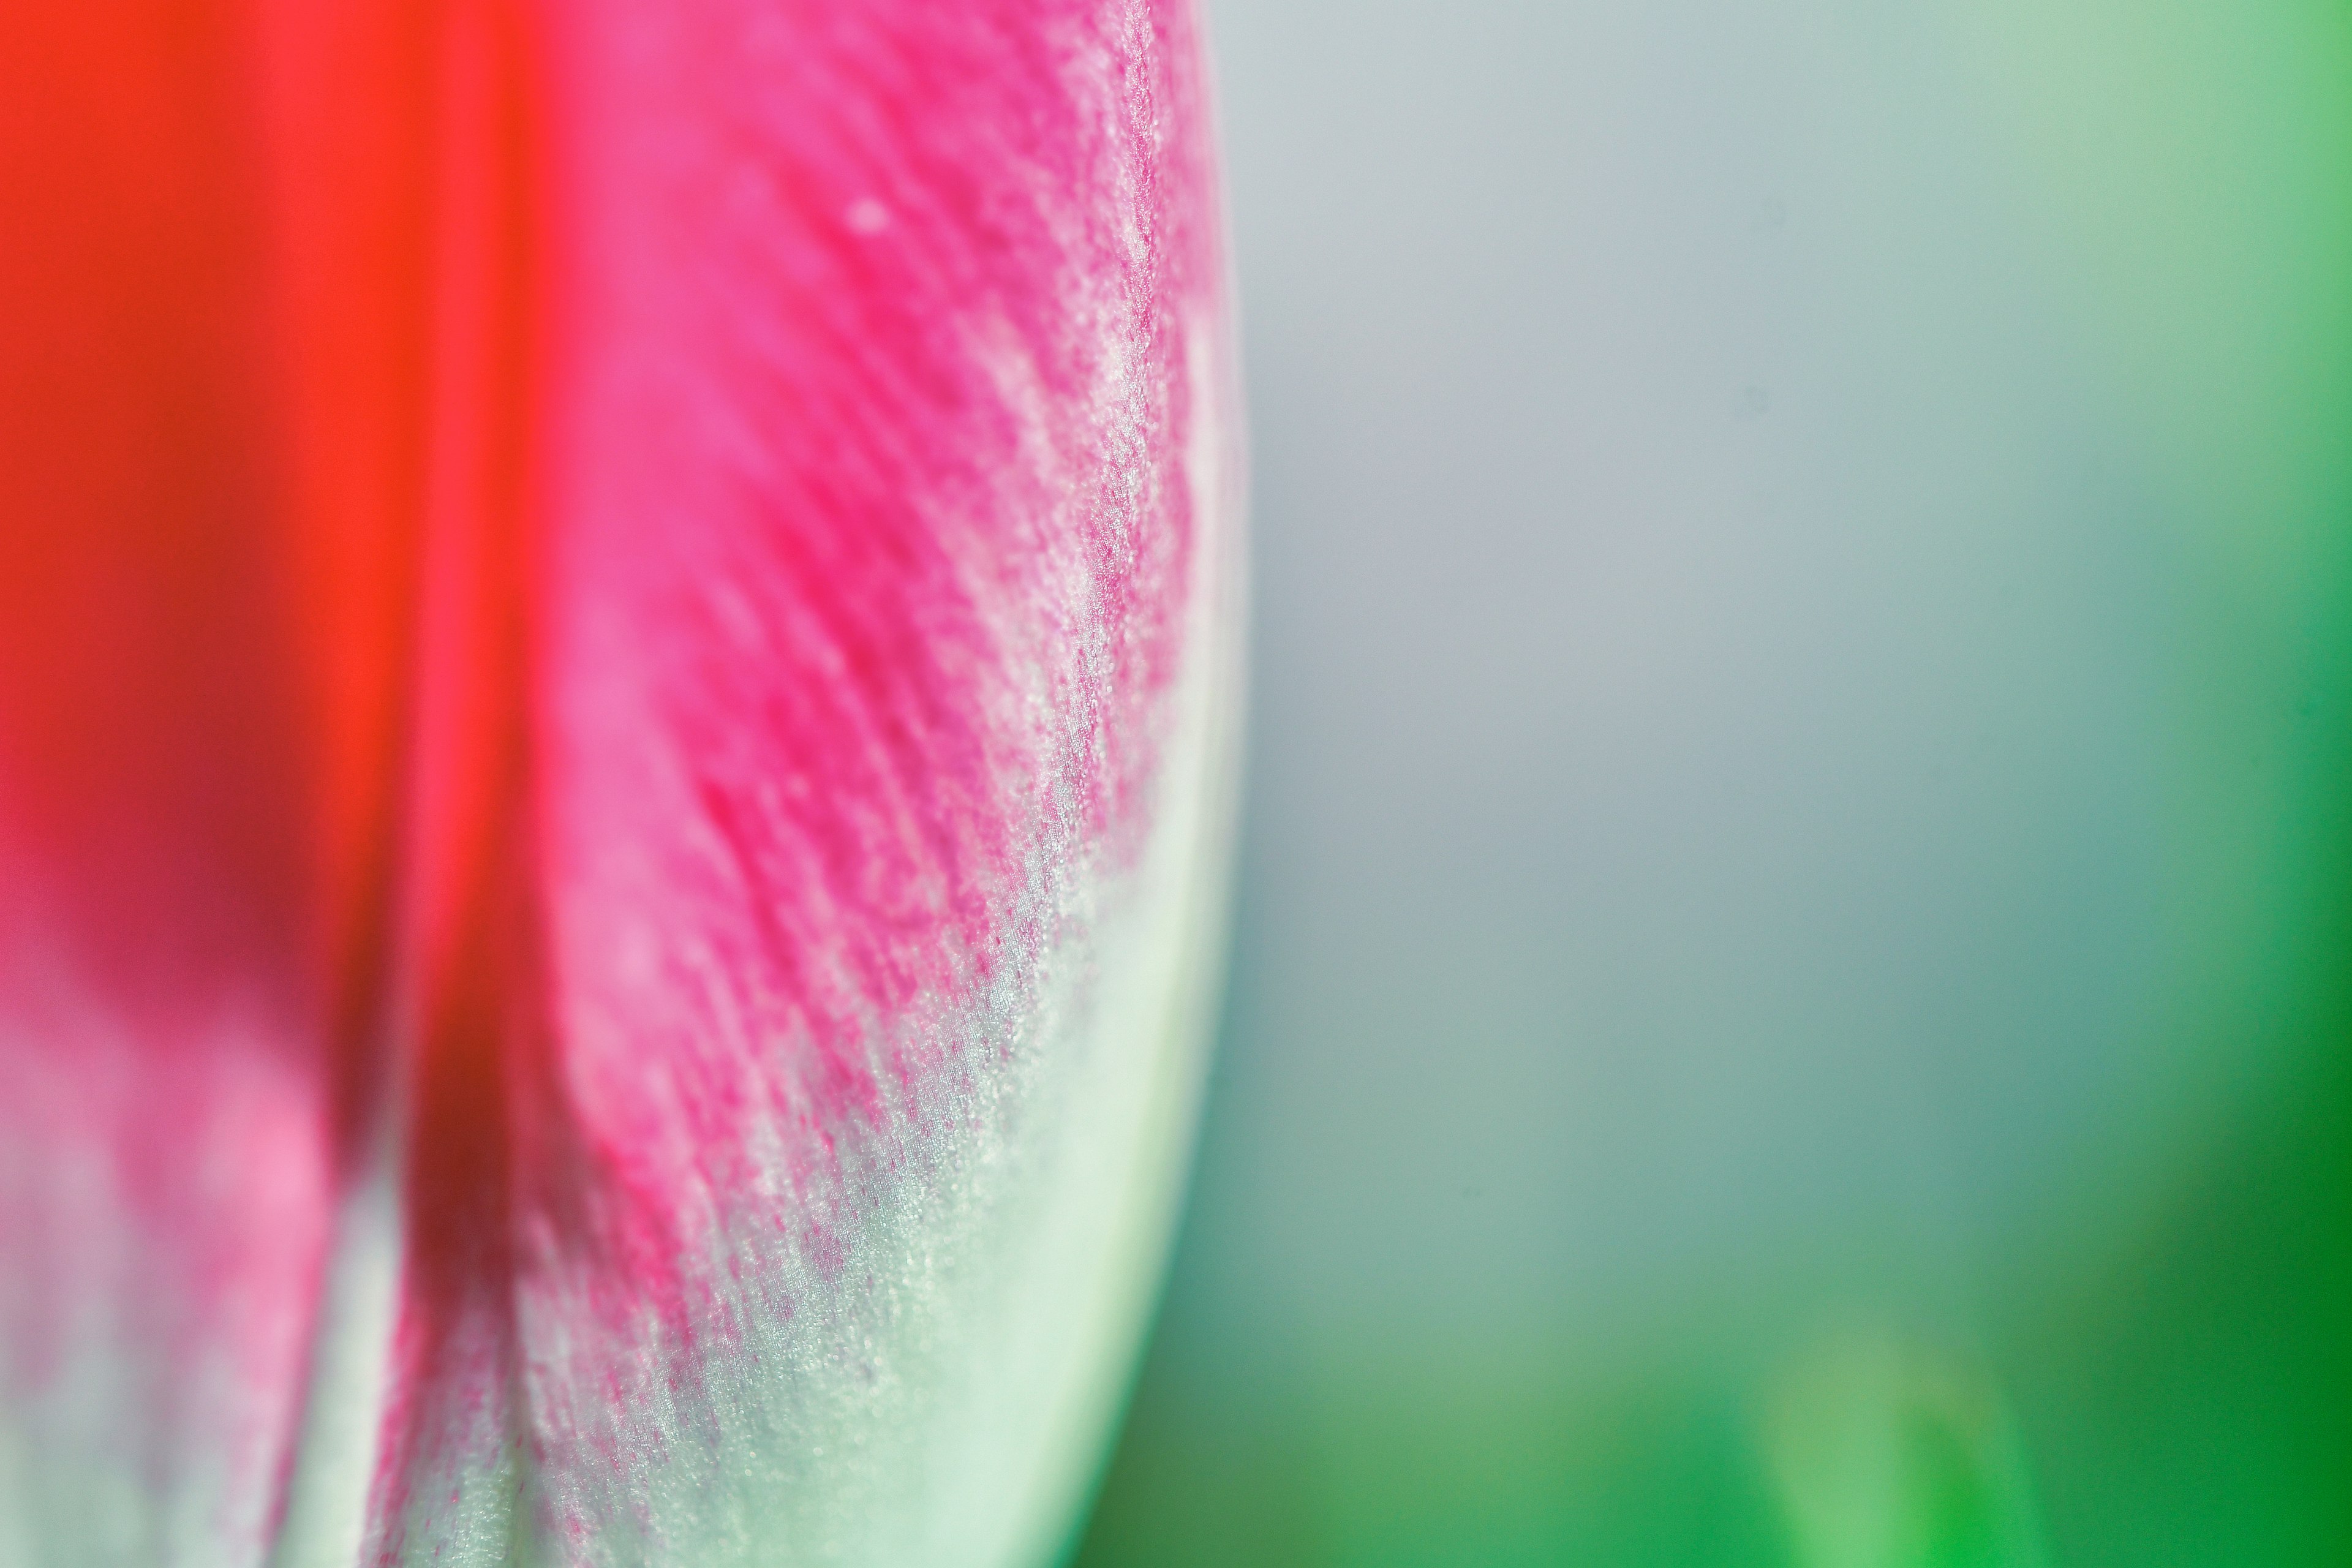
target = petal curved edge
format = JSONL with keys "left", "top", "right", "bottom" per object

{"left": 370, "top": 1, "right": 1244, "bottom": 1562}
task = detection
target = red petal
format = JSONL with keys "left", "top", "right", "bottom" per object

{"left": 0, "top": 5, "right": 364, "bottom": 1557}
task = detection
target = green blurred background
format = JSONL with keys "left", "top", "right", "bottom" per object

{"left": 1072, "top": 1, "right": 2352, "bottom": 1564}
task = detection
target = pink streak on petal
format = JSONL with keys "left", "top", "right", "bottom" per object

{"left": 529, "top": 0, "right": 1216, "bottom": 1240}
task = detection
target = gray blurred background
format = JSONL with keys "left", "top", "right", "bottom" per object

{"left": 1076, "top": 2, "right": 2352, "bottom": 1564}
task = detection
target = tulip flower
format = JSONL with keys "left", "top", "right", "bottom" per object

{"left": 0, "top": 1, "right": 1240, "bottom": 1562}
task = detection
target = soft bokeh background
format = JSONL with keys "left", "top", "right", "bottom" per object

{"left": 1072, "top": 2, "right": 2352, "bottom": 1564}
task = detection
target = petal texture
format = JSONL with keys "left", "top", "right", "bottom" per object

{"left": 0, "top": 2, "right": 1238, "bottom": 1565}
{"left": 369, "top": 1, "right": 1241, "bottom": 1561}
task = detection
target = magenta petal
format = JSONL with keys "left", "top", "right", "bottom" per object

{"left": 361, "top": 4, "right": 1240, "bottom": 1561}
{"left": 1, "top": 2, "right": 1238, "bottom": 1564}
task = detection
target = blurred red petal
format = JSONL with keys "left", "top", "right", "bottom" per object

{"left": 0, "top": 6, "right": 341, "bottom": 1558}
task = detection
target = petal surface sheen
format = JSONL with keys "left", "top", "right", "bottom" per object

{"left": 0, "top": 4, "right": 1240, "bottom": 1565}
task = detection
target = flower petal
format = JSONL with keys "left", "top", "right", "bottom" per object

{"left": 0, "top": 2, "right": 1237, "bottom": 1564}
{"left": 0, "top": 7, "right": 363, "bottom": 1561}
{"left": 499, "top": 6, "right": 1238, "bottom": 1556}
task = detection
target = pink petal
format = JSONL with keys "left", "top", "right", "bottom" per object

{"left": 0, "top": 2, "right": 1239, "bottom": 1562}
